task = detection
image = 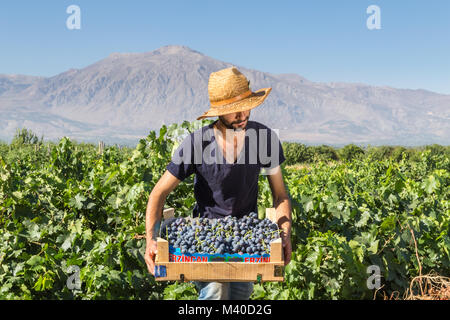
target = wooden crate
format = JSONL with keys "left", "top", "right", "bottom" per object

{"left": 154, "top": 208, "right": 284, "bottom": 282}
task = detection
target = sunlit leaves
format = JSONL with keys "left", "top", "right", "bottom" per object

{"left": 0, "top": 121, "right": 448, "bottom": 300}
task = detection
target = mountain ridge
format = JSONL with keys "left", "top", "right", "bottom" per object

{"left": 1, "top": 45, "right": 449, "bottom": 146}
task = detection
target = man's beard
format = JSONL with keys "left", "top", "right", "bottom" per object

{"left": 218, "top": 115, "right": 249, "bottom": 131}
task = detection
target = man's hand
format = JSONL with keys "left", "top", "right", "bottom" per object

{"left": 145, "top": 170, "right": 181, "bottom": 275}
{"left": 144, "top": 239, "right": 158, "bottom": 275}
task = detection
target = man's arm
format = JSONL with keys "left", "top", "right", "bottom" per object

{"left": 145, "top": 170, "right": 181, "bottom": 275}
{"left": 266, "top": 166, "right": 292, "bottom": 266}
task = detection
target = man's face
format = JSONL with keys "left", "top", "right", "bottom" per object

{"left": 218, "top": 110, "right": 251, "bottom": 131}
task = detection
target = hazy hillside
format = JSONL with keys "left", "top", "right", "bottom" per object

{"left": 1, "top": 45, "right": 449, "bottom": 146}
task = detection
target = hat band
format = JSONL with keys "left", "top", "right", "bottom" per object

{"left": 210, "top": 90, "right": 252, "bottom": 107}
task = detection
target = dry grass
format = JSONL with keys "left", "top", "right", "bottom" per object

{"left": 404, "top": 273, "right": 450, "bottom": 300}
{"left": 374, "top": 224, "right": 449, "bottom": 300}
{"left": 375, "top": 273, "right": 450, "bottom": 300}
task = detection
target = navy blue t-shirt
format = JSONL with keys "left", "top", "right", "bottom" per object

{"left": 166, "top": 120, "right": 285, "bottom": 219}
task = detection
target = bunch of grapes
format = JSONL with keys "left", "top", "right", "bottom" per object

{"left": 162, "top": 212, "right": 280, "bottom": 256}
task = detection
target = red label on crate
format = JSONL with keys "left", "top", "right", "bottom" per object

{"left": 168, "top": 245, "right": 271, "bottom": 263}
{"left": 244, "top": 257, "right": 271, "bottom": 263}
{"left": 169, "top": 252, "right": 270, "bottom": 263}
{"left": 170, "top": 254, "right": 209, "bottom": 262}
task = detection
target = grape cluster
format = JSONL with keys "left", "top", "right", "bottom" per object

{"left": 162, "top": 212, "right": 280, "bottom": 256}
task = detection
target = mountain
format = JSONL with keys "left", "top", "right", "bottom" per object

{"left": 1, "top": 45, "right": 449, "bottom": 146}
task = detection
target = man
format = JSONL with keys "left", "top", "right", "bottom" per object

{"left": 145, "top": 67, "right": 292, "bottom": 300}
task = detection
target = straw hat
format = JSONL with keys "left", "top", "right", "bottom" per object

{"left": 197, "top": 67, "right": 272, "bottom": 120}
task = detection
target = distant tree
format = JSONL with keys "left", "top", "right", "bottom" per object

{"left": 425, "top": 144, "right": 449, "bottom": 157}
{"left": 11, "top": 128, "right": 43, "bottom": 146}
{"left": 391, "top": 146, "right": 411, "bottom": 162}
{"left": 309, "top": 145, "right": 339, "bottom": 162}
{"left": 366, "top": 145, "right": 395, "bottom": 161}
{"left": 338, "top": 144, "right": 365, "bottom": 162}
{"left": 282, "top": 142, "right": 313, "bottom": 165}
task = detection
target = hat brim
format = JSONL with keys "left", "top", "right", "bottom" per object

{"left": 196, "top": 88, "right": 272, "bottom": 120}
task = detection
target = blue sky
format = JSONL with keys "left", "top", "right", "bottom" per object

{"left": 1, "top": 0, "right": 449, "bottom": 94}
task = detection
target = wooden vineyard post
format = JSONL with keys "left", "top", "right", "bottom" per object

{"left": 98, "top": 141, "right": 105, "bottom": 155}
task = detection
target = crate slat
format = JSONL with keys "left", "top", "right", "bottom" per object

{"left": 269, "top": 238, "right": 283, "bottom": 263}
{"left": 163, "top": 208, "right": 175, "bottom": 220}
{"left": 156, "top": 238, "right": 169, "bottom": 263}
{"left": 265, "top": 207, "right": 277, "bottom": 223}
{"left": 155, "top": 262, "right": 284, "bottom": 282}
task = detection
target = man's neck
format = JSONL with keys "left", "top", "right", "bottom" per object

{"left": 213, "top": 119, "right": 246, "bottom": 163}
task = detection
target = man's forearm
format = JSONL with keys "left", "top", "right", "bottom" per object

{"left": 146, "top": 191, "right": 167, "bottom": 243}
{"left": 274, "top": 197, "right": 292, "bottom": 237}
